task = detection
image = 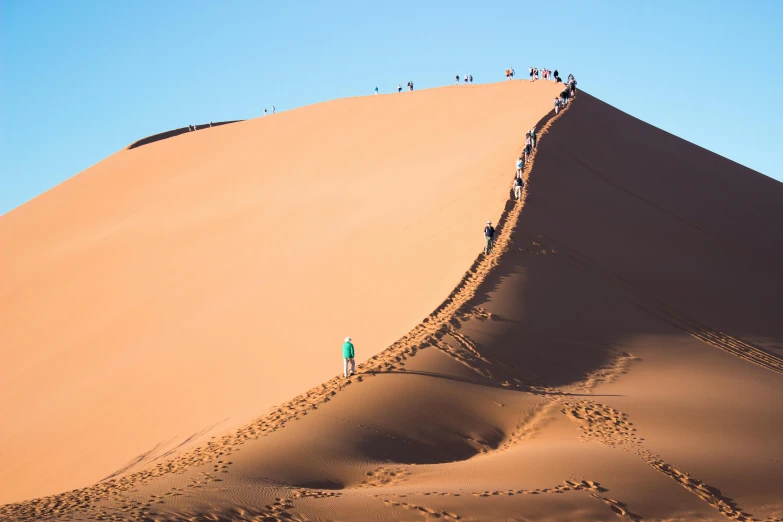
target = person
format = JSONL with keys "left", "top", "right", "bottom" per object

{"left": 510, "top": 67, "right": 515, "bottom": 78}
{"left": 530, "top": 128, "right": 537, "bottom": 149}
{"left": 264, "top": 108, "right": 267, "bottom": 116}
{"left": 484, "top": 221, "right": 495, "bottom": 255}
{"left": 342, "top": 336, "right": 355, "bottom": 378}
{"left": 272, "top": 106, "right": 276, "bottom": 114}
{"left": 525, "top": 132, "right": 532, "bottom": 152}
{"left": 374, "top": 86, "right": 379, "bottom": 95}
{"left": 554, "top": 69, "right": 559, "bottom": 79}
{"left": 529, "top": 67, "right": 534, "bottom": 81}
{"left": 513, "top": 176, "right": 525, "bottom": 200}
{"left": 554, "top": 97, "right": 560, "bottom": 114}
{"left": 464, "top": 74, "right": 468, "bottom": 84}
{"left": 506, "top": 68, "right": 510, "bottom": 80}
{"left": 524, "top": 142, "right": 532, "bottom": 163}
{"left": 516, "top": 155, "right": 524, "bottom": 178}
{"left": 455, "top": 74, "right": 460, "bottom": 85}
{"left": 469, "top": 74, "right": 473, "bottom": 84}
{"left": 398, "top": 84, "right": 402, "bottom": 92}
{"left": 409, "top": 81, "right": 414, "bottom": 91}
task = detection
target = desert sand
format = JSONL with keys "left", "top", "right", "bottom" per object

{"left": 1, "top": 81, "right": 782, "bottom": 522}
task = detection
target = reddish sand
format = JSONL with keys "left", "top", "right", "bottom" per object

{"left": 1, "top": 82, "right": 782, "bottom": 522}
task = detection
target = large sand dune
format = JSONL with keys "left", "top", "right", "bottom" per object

{"left": 2, "top": 83, "right": 783, "bottom": 521}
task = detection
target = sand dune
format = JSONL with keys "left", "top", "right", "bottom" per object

{"left": 2, "top": 82, "right": 783, "bottom": 521}
{"left": 0, "top": 80, "right": 561, "bottom": 504}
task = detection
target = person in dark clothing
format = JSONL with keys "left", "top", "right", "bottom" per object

{"left": 469, "top": 74, "right": 473, "bottom": 83}
{"left": 524, "top": 143, "right": 532, "bottom": 163}
{"left": 513, "top": 176, "right": 525, "bottom": 200}
{"left": 553, "top": 69, "right": 559, "bottom": 80}
{"left": 530, "top": 128, "right": 537, "bottom": 148}
{"left": 484, "top": 221, "right": 495, "bottom": 254}
{"left": 455, "top": 74, "right": 460, "bottom": 85}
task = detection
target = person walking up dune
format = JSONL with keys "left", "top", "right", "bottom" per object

{"left": 397, "top": 84, "right": 402, "bottom": 92}
{"left": 554, "top": 97, "right": 560, "bottom": 114}
{"left": 342, "top": 336, "right": 355, "bottom": 378}
{"left": 513, "top": 176, "right": 525, "bottom": 201}
{"left": 524, "top": 142, "right": 532, "bottom": 164}
{"left": 530, "top": 128, "right": 537, "bottom": 149}
{"left": 456, "top": 74, "right": 460, "bottom": 85}
{"left": 516, "top": 154, "right": 524, "bottom": 178}
{"left": 469, "top": 74, "right": 473, "bottom": 84}
{"left": 484, "top": 221, "right": 495, "bottom": 255}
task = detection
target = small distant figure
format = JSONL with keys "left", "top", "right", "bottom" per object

{"left": 469, "top": 74, "right": 473, "bottom": 84}
{"left": 529, "top": 67, "right": 534, "bottom": 81}
{"left": 342, "top": 336, "right": 355, "bottom": 378}
{"left": 554, "top": 97, "right": 561, "bottom": 114}
{"left": 554, "top": 69, "right": 559, "bottom": 79}
{"left": 397, "top": 84, "right": 402, "bottom": 92}
{"left": 464, "top": 74, "right": 468, "bottom": 84}
{"left": 516, "top": 155, "right": 524, "bottom": 178}
{"left": 513, "top": 176, "right": 525, "bottom": 200}
{"left": 264, "top": 108, "right": 268, "bottom": 116}
{"left": 506, "top": 68, "right": 511, "bottom": 80}
{"left": 524, "top": 142, "right": 532, "bottom": 163}
{"left": 272, "top": 106, "right": 276, "bottom": 114}
{"left": 209, "top": 121, "right": 213, "bottom": 127}
{"left": 561, "top": 89, "right": 569, "bottom": 106}
{"left": 375, "top": 86, "right": 379, "bottom": 95}
{"left": 456, "top": 74, "right": 460, "bottom": 85}
{"left": 408, "top": 81, "right": 414, "bottom": 91}
{"left": 530, "top": 128, "right": 537, "bottom": 149}
{"left": 510, "top": 67, "right": 515, "bottom": 78}
{"left": 484, "top": 221, "right": 495, "bottom": 255}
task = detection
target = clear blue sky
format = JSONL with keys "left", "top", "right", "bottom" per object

{"left": 2, "top": 0, "right": 781, "bottom": 214}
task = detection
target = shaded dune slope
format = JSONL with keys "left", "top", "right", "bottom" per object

{"left": 3, "top": 90, "right": 783, "bottom": 521}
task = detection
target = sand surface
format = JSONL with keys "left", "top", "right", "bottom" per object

{"left": 2, "top": 82, "right": 782, "bottom": 521}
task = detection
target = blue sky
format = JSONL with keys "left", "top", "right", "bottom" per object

{"left": 1, "top": 0, "right": 781, "bottom": 214}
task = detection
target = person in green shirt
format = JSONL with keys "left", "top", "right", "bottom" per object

{"left": 343, "top": 337, "right": 355, "bottom": 378}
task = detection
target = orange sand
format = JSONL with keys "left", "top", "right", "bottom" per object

{"left": 1, "top": 82, "right": 782, "bottom": 521}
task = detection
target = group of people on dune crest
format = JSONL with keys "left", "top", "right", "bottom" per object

{"left": 554, "top": 74, "right": 577, "bottom": 114}
{"left": 347, "top": 71, "right": 577, "bottom": 378}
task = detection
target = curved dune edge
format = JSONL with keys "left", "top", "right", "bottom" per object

{"left": 0, "top": 99, "right": 575, "bottom": 520}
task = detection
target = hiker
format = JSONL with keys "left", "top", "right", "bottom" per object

{"left": 464, "top": 75, "right": 468, "bottom": 84}
{"left": 530, "top": 128, "right": 537, "bottom": 149}
{"left": 513, "top": 176, "right": 525, "bottom": 200}
{"left": 510, "top": 67, "right": 515, "bottom": 78}
{"left": 484, "top": 221, "right": 495, "bottom": 255}
{"left": 529, "top": 67, "right": 534, "bottom": 81}
{"left": 456, "top": 74, "right": 460, "bottom": 85}
{"left": 398, "top": 84, "right": 402, "bottom": 92}
{"left": 506, "top": 68, "right": 510, "bottom": 80}
{"left": 264, "top": 108, "right": 267, "bottom": 116}
{"left": 524, "top": 142, "right": 532, "bottom": 163}
{"left": 343, "top": 336, "right": 355, "bottom": 378}
{"left": 272, "top": 106, "right": 276, "bottom": 114}
{"left": 375, "top": 86, "right": 379, "bottom": 95}
{"left": 409, "top": 81, "right": 414, "bottom": 91}
{"left": 525, "top": 132, "right": 532, "bottom": 152}
{"left": 516, "top": 155, "right": 524, "bottom": 178}
{"left": 469, "top": 74, "right": 473, "bottom": 84}
{"left": 554, "top": 97, "right": 560, "bottom": 114}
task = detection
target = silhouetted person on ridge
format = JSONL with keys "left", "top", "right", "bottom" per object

{"left": 469, "top": 74, "right": 473, "bottom": 84}
{"left": 456, "top": 74, "right": 460, "bottom": 85}
{"left": 375, "top": 86, "right": 379, "bottom": 95}
{"left": 398, "top": 84, "right": 402, "bottom": 92}
{"left": 342, "top": 337, "right": 355, "bottom": 378}
{"left": 272, "top": 106, "right": 276, "bottom": 114}
{"left": 484, "top": 221, "right": 495, "bottom": 255}
{"left": 264, "top": 108, "right": 267, "bottom": 116}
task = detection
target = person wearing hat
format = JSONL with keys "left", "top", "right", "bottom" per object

{"left": 484, "top": 221, "right": 495, "bottom": 255}
{"left": 342, "top": 336, "right": 355, "bottom": 378}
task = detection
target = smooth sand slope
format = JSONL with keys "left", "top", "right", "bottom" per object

{"left": 0, "top": 80, "right": 562, "bottom": 504}
{"left": 2, "top": 85, "right": 783, "bottom": 522}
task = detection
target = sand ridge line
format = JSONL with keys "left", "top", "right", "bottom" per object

{"left": 528, "top": 234, "right": 783, "bottom": 376}
{"left": 0, "top": 99, "right": 574, "bottom": 521}
{"left": 561, "top": 400, "right": 757, "bottom": 521}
